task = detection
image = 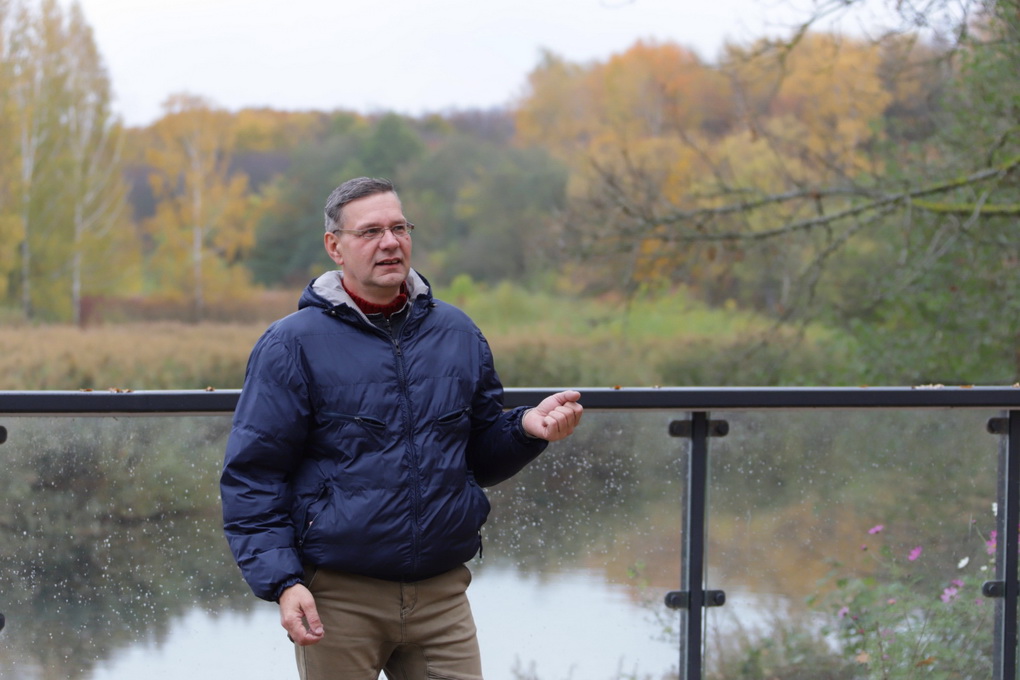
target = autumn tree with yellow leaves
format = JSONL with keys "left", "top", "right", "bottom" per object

{"left": 0, "top": 0, "right": 135, "bottom": 323}
{"left": 143, "top": 94, "right": 257, "bottom": 321}
{"left": 0, "top": 0, "right": 1015, "bottom": 385}
{"left": 515, "top": 0, "right": 1020, "bottom": 383}
{"left": 0, "top": 0, "right": 23, "bottom": 305}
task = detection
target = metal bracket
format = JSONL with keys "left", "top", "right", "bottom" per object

{"left": 664, "top": 590, "right": 726, "bottom": 609}
{"left": 989, "top": 417, "right": 1009, "bottom": 435}
{"left": 984, "top": 581, "right": 1006, "bottom": 598}
{"left": 668, "top": 420, "right": 729, "bottom": 438}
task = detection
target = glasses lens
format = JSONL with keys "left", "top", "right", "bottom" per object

{"left": 341, "top": 224, "right": 414, "bottom": 239}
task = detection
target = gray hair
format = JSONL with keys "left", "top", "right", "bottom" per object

{"left": 323, "top": 177, "right": 398, "bottom": 233}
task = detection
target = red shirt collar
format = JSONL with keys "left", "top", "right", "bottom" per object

{"left": 342, "top": 280, "right": 409, "bottom": 318}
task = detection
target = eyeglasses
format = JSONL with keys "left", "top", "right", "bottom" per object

{"left": 332, "top": 222, "right": 415, "bottom": 240}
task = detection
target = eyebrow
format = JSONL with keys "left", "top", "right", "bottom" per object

{"left": 351, "top": 219, "right": 408, "bottom": 230}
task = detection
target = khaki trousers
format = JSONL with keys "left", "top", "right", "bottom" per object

{"left": 295, "top": 565, "right": 484, "bottom": 680}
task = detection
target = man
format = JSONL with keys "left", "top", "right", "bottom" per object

{"left": 220, "top": 177, "right": 583, "bottom": 680}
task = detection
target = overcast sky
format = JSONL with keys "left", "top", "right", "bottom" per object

{"left": 68, "top": 0, "right": 888, "bottom": 127}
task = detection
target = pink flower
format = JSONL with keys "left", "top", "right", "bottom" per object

{"left": 951, "top": 579, "right": 965, "bottom": 588}
{"left": 868, "top": 525, "right": 884, "bottom": 535}
{"left": 908, "top": 546, "right": 923, "bottom": 561}
{"left": 886, "top": 598, "right": 897, "bottom": 605}
{"left": 941, "top": 586, "right": 959, "bottom": 603}
{"left": 837, "top": 606, "right": 850, "bottom": 618}
{"left": 987, "top": 531, "right": 998, "bottom": 556}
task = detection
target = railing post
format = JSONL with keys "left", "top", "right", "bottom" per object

{"left": 987, "top": 411, "right": 1020, "bottom": 680}
{"left": 667, "top": 412, "right": 728, "bottom": 680}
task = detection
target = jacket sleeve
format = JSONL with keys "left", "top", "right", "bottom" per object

{"left": 465, "top": 335, "right": 548, "bottom": 487}
{"left": 220, "top": 330, "right": 310, "bottom": 601}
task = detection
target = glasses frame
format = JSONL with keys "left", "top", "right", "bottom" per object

{"left": 331, "top": 222, "right": 415, "bottom": 241}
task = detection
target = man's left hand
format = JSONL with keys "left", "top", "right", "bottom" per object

{"left": 522, "top": 390, "right": 583, "bottom": 442}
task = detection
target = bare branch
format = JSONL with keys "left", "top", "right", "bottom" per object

{"left": 652, "top": 153, "right": 1020, "bottom": 244}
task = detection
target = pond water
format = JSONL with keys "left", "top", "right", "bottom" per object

{"left": 0, "top": 408, "right": 1004, "bottom": 679}
{"left": 0, "top": 411, "right": 684, "bottom": 680}
{"left": 85, "top": 568, "right": 679, "bottom": 680}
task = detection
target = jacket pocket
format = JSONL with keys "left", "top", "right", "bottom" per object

{"left": 319, "top": 411, "right": 389, "bottom": 456}
{"left": 431, "top": 406, "right": 470, "bottom": 441}
{"left": 322, "top": 411, "right": 386, "bottom": 430}
{"left": 298, "top": 484, "right": 332, "bottom": 548}
{"left": 435, "top": 407, "right": 470, "bottom": 425}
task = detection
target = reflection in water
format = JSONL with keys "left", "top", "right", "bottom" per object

{"left": 0, "top": 417, "right": 252, "bottom": 680}
{"left": 0, "top": 408, "right": 1001, "bottom": 679}
{"left": 86, "top": 606, "right": 294, "bottom": 680}
{"left": 475, "top": 568, "right": 679, "bottom": 679}
{"left": 703, "top": 410, "right": 999, "bottom": 679}
{"left": 84, "top": 569, "right": 679, "bottom": 680}
{"left": 0, "top": 412, "right": 683, "bottom": 680}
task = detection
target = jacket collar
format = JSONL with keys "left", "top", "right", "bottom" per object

{"left": 302, "top": 269, "right": 431, "bottom": 321}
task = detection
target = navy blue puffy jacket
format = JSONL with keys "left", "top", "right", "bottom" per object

{"left": 220, "top": 270, "right": 547, "bottom": 601}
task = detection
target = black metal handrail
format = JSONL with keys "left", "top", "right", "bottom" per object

{"left": 2, "top": 386, "right": 1019, "bottom": 679}
{"left": 1, "top": 385, "right": 1019, "bottom": 414}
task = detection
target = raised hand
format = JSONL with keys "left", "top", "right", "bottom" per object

{"left": 522, "top": 390, "right": 583, "bottom": 442}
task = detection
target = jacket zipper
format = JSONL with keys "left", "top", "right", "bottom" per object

{"left": 298, "top": 483, "right": 330, "bottom": 548}
{"left": 386, "top": 310, "right": 423, "bottom": 575}
{"left": 328, "top": 299, "right": 427, "bottom": 576}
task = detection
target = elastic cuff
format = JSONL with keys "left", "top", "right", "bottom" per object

{"left": 272, "top": 576, "right": 304, "bottom": 603}
{"left": 513, "top": 406, "right": 545, "bottom": 444}
{"left": 520, "top": 408, "right": 541, "bottom": 439}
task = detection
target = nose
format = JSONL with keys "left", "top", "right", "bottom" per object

{"left": 378, "top": 227, "right": 401, "bottom": 247}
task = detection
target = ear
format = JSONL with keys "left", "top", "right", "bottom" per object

{"left": 324, "top": 231, "right": 344, "bottom": 267}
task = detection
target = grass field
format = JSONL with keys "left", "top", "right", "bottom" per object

{"left": 0, "top": 281, "right": 851, "bottom": 390}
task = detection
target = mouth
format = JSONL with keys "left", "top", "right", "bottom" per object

{"left": 376, "top": 258, "right": 402, "bottom": 267}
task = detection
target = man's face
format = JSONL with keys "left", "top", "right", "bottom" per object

{"left": 324, "top": 191, "right": 412, "bottom": 305}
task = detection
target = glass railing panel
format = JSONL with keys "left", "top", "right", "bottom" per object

{"left": 0, "top": 415, "right": 253, "bottom": 680}
{"left": 0, "top": 410, "right": 686, "bottom": 680}
{"left": 705, "top": 409, "right": 999, "bottom": 679}
{"left": 481, "top": 409, "right": 685, "bottom": 679}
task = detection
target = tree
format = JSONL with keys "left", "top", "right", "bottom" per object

{"left": 0, "top": 0, "right": 26, "bottom": 302}
{"left": 515, "top": 50, "right": 600, "bottom": 161}
{"left": 844, "top": 0, "right": 1020, "bottom": 382}
{"left": 63, "top": 2, "right": 133, "bottom": 325}
{"left": 724, "top": 32, "right": 892, "bottom": 177}
{"left": 0, "top": 0, "right": 133, "bottom": 322}
{"left": 514, "top": 0, "right": 1020, "bottom": 383}
{"left": 360, "top": 113, "right": 426, "bottom": 179}
{"left": 144, "top": 93, "right": 256, "bottom": 320}
{"left": 448, "top": 146, "right": 567, "bottom": 284}
{"left": 247, "top": 113, "right": 428, "bottom": 287}
{"left": 7, "top": 0, "right": 69, "bottom": 319}
{"left": 246, "top": 123, "right": 370, "bottom": 287}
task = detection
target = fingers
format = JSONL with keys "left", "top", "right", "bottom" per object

{"left": 279, "top": 584, "right": 325, "bottom": 646}
{"left": 538, "top": 389, "right": 581, "bottom": 411}
{"left": 562, "top": 389, "right": 581, "bottom": 402}
{"left": 545, "top": 403, "right": 583, "bottom": 439}
{"left": 535, "top": 391, "right": 583, "bottom": 442}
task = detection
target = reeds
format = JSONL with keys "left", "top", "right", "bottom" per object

{"left": 0, "top": 283, "right": 852, "bottom": 390}
{"left": 0, "top": 322, "right": 264, "bottom": 390}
